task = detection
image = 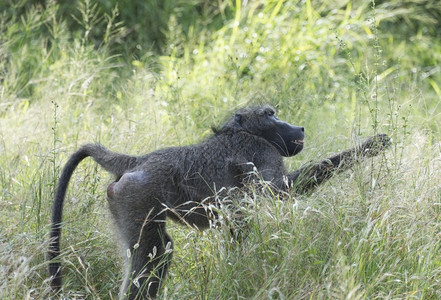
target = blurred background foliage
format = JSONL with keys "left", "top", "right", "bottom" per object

{"left": 3, "top": 0, "right": 441, "bottom": 54}
{"left": 1, "top": 0, "right": 440, "bottom": 119}
{"left": 1, "top": 0, "right": 440, "bottom": 99}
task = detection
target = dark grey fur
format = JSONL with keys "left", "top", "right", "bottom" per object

{"left": 48, "top": 105, "right": 389, "bottom": 299}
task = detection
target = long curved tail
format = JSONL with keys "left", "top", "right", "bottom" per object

{"left": 48, "top": 147, "right": 90, "bottom": 290}
{"left": 48, "top": 144, "right": 138, "bottom": 290}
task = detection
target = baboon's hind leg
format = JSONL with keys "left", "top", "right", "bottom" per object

{"left": 107, "top": 171, "right": 174, "bottom": 299}
{"left": 122, "top": 220, "right": 173, "bottom": 299}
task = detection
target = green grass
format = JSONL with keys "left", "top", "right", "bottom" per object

{"left": 1, "top": 0, "right": 441, "bottom": 299}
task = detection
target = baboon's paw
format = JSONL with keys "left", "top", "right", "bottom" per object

{"left": 361, "top": 134, "right": 391, "bottom": 157}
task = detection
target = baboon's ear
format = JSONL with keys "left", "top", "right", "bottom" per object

{"left": 234, "top": 114, "right": 243, "bottom": 126}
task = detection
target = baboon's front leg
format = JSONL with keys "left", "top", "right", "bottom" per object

{"left": 289, "top": 134, "right": 390, "bottom": 194}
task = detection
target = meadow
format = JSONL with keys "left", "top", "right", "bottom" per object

{"left": 1, "top": 0, "right": 441, "bottom": 299}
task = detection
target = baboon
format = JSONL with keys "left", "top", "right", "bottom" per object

{"left": 49, "top": 105, "right": 390, "bottom": 299}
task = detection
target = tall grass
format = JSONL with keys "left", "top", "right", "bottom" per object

{"left": 1, "top": 0, "right": 440, "bottom": 299}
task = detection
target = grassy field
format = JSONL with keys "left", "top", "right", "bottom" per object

{"left": 1, "top": 0, "right": 441, "bottom": 299}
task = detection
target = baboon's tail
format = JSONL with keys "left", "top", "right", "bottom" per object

{"left": 48, "top": 144, "right": 138, "bottom": 291}
{"left": 80, "top": 144, "right": 139, "bottom": 177}
{"left": 49, "top": 147, "right": 90, "bottom": 290}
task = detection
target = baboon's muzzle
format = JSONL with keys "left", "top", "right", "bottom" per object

{"left": 270, "top": 121, "right": 305, "bottom": 157}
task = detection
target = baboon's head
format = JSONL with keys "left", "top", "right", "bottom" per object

{"left": 232, "top": 106, "right": 305, "bottom": 157}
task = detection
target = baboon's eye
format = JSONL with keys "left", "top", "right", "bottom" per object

{"left": 266, "top": 110, "right": 275, "bottom": 117}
